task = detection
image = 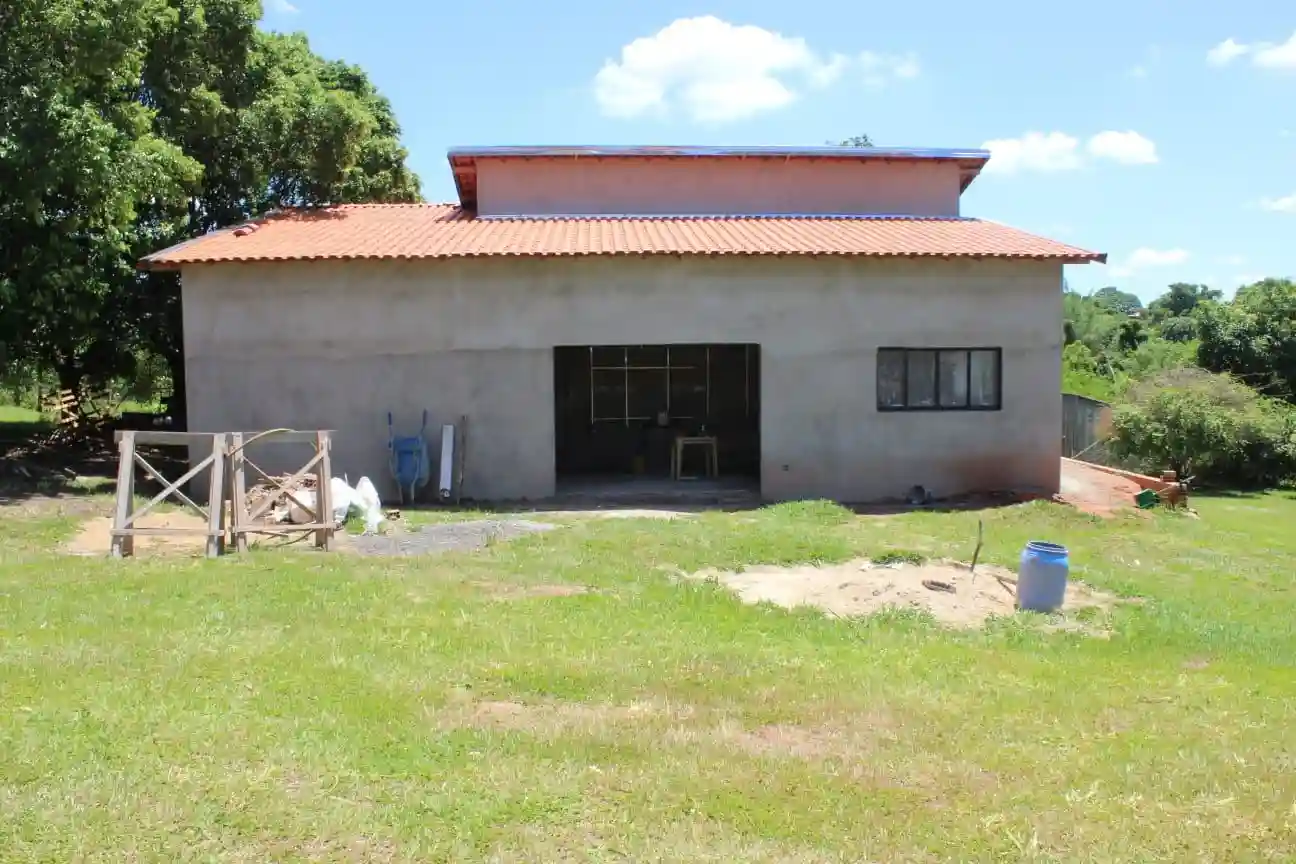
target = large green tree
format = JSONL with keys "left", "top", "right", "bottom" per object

{"left": 1147, "top": 282, "right": 1222, "bottom": 323}
{"left": 1197, "top": 278, "right": 1296, "bottom": 402}
{"left": 1091, "top": 286, "right": 1143, "bottom": 316}
{"left": 0, "top": 0, "right": 200, "bottom": 394}
{"left": 1, "top": 0, "right": 421, "bottom": 417}
{"left": 130, "top": 4, "right": 422, "bottom": 417}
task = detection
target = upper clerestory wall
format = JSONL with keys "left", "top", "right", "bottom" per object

{"left": 472, "top": 156, "right": 965, "bottom": 217}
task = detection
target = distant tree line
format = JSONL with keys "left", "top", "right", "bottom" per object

{"left": 1064, "top": 279, "right": 1296, "bottom": 486}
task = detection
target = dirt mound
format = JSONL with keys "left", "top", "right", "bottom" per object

{"left": 689, "top": 558, "right": 1117, "bottom": 630}
{"left": 67, "top": 511, "right": 212, "bottom": 556}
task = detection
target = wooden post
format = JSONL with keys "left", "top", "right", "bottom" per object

{"left": 228, "top": 432, "right": 249, "bottom": 553}
{"left": 314, "top": 430, "right": 333, "bottom": 550}
{"left": 111, "top": 432, "right": 137, "bottom": 558}
{"left": 206, "top": 433, "right": 226, "bottom": 558}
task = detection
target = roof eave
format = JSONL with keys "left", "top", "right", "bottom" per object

{"left": 133, "top": 250, "right": 1108, "bottom": 266}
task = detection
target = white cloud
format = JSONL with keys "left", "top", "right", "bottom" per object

{"left": 1254, "top": 32, "right": 1296, "bottom": 69}
{"left": 981, "top": 130, "right": 1158, "bottom": 174}
{"left": 1087, "top": 130, "right": 1158, "bottom": 165}
{"left": 1207, "top": 38, "right": 1249, "bottom": 66}
{"left": 981, "top": 132, "right": 1082, "bottom": 174}
{"left": 593, "top": 17, "right": 883, "bottom": 123}
{"left": 1261, "top": 192, "right": 1296, "bottom": 212}
{"left": 858, "top": 50, "right": 920, "bottom": 87}
{"left": 1207, "top": 32, "right": 1296, "bottom": 69}
{"left": 268, "top": 0, "right": 299, "bottom": 12}
{"left": 1129, "top": 65, "right": 1148, "bottom": 79}
{"left": 1128, "top": 248, "right": 1189, "bottom": 267}
{"left": 1108, "top": 247, "right": 1190, "bottom": 278}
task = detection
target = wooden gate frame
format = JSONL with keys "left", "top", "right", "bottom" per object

{"left": 110, "top": 431, "right": 227, "bottom": 558}
{"left": 228, "top": 430, "right": 335, "bottom": 553}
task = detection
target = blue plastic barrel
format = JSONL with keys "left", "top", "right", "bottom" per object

{"left": 1017, "top": 541, "right": 1069, "bottom": 612}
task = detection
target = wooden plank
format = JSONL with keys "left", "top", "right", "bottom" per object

{"left": 229, "top": 432, "right": 249, "bottom": 553}
{"left": 111, "top": 528, "right": 224, "bottom": 537}
{"left": 122, "top": 451, "right": 217, "bottom": 528}
{"left": 238, "top": 523, "right": 334, "bottom": 534}
{"left": 206, "top": 433, "right": 226, "bottom": 557}
{"left": 454, "top": 415, "right": 468, "bottom": 505}
{"left": 233, "top": 430, "right": 335, "bottom": 445}
{"left": 315, "top": 430, "right": 334, "bottom": 550}
{"left": 110, "top": 432, "right": 137, "bottom": 558}
{"left": 133, "top": 451, "right": 207, "bottom": 519}
{"left": 115, "top": 430, "right": 219, "bottom": 446}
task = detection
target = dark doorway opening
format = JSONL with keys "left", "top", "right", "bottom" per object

{"left": 554, "top": 345, "right": 760, "bottom": 485}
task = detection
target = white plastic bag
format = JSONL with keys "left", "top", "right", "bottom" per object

{"left": 288, "top": 476, "right": 356, "bottom": 525}
{"left": 353, "top": 476, "right": 384, "bottom": 534}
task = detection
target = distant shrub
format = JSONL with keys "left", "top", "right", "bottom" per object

{"left": 1110, "top": 369, "right": 1296, "bottom": 487}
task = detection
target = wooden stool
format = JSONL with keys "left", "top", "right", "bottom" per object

{"left": 671, "top": 435, "right": 718, "bottom": 480}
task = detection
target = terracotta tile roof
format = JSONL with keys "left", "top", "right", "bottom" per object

{"left": 140, "top": 204, "right": 1105, "bottom": 268}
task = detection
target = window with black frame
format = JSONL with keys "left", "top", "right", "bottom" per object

{"left": 877, "top": 348, "right": 1002, "bottom": 411}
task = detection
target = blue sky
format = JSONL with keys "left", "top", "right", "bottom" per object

{"left": 264, "top": 0, "right": 1292, "bottom": 302}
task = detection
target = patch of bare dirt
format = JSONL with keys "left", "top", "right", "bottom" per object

{"left": 66, "top": 511, "right": 212, "bottom": 556}
{"left": 687, "top": 558, "right": 1119, "bottom": 630}
{"left": 718, "top": 716, "right": 895, "bottom": 761}
{"left": 469, "top": 580, "right": 592, "bottom": 601}
{"left": 435, "top": 698, "right": 682, "bottom": 734}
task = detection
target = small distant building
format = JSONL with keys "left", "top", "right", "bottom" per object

{"left": 142, "top": 144, "right": 1105, "bottom": 502}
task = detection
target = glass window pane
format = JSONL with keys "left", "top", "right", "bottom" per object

{"left": 591, "top": 346, "right": 625, "bottom": 368}
{"left": 627, "top": 369, "right": 666, "bottom": 419}
{"left": 669, "top": 345, "right": 706, "bottom": 368}
{"left": 970, "top": 350, "right": 1000, "bottom": 408}
{"left": 877, "top": 350, "right": 906, "bottom": 408}
{"left": 626, "top": 345, "right": 667, "bottom": 367}
{"left": 591, "top": 369, "right": 625, "bottom": 421}
{"left": 939, "top": 350, "right": 969, "bottom": 408}
{"left": 669, "top": 367, "right": 706, "bottom": 420}
{"left": 906, "top": 350, "right": 937, "bottom": 408}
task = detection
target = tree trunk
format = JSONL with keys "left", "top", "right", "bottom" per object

{"left": 54, "top": 360, "right": 81, "bottom": 401}
{"left": 165, "top": 348, "right": 187, "bottom": 430}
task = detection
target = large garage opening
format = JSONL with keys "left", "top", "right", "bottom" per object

{"left": 554, "top": 344, "right": 760, "bottom": 502}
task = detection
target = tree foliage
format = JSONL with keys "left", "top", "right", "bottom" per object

{"left": 1091, "top": 286, "right": 1143, "bottom": 316}
{"left": 1196, "top": 278, "right": 1296, "bottom": 403}
{"left": 1147, "top": 282, "right": 1220, "bottom": 323}
{"left": 0, "top": 0, "right": 201, "bottom": 390}
{"left": 1110, "top": 369, "right": 1296, "bottom": 486}
{"left": 835, "top": 135, "right": 875, "bottom": 147}
{"left": 1, "top": 0, "right": 421, "bottom": 413}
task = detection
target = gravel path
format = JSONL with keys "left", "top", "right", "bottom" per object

{"left": 345, "top": 518, "right": 559, "bottom": 556}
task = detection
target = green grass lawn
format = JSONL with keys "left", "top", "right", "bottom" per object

{"left": 1, "top": 492, "right": 1294, "bottom": 861}
{"left": 0, "top": 404, "right": 49, "bottom": 443}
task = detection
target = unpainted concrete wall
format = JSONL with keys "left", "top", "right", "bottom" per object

{"left": 181, "top": 255, "right": 1063, "bottom": 502}
{"left": 474, "top": 157, "right": 962, "bottom": 216}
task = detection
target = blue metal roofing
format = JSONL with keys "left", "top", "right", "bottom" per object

{"left": 446, "top": 144, "right": 989, "bottom": 161}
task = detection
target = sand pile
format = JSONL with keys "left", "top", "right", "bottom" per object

{"left": 67, "top": 511, "right": 213, "bottom": 556}
{"left": 689, "top": 558, "right": 1117, "bottom": 629}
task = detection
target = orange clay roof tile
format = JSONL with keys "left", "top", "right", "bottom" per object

{"left": 139, "top": 204, "right": 1105, "bottom": 268}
